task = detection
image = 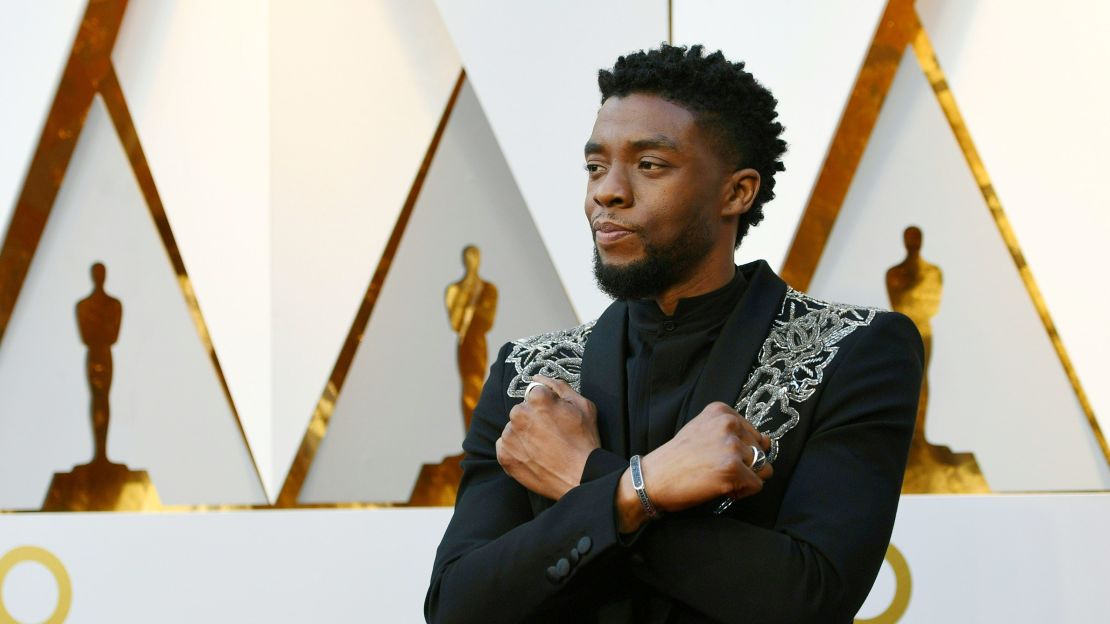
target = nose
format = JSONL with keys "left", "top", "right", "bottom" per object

{"left": 593, "top": 166, "right": 630, "bottom": 209}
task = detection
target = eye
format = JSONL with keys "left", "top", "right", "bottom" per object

{"left": 584, "top": 163, "right": 605, "bottom": 174}
{"left": 638, "top": 160, "right": 665, "bottom": 171}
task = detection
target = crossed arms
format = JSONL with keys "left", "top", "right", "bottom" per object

{"left": 425, "top": 312, "right": 923, "bottom": 624}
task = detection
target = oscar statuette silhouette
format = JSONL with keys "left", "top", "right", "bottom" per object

{"left": 42, "top": 263, "right": 161, "bottom": 511}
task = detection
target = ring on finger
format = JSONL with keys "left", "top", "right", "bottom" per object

{"left": 748, "top": 445, "right": 768, "bottom": 472}
{"left": 524, "top": 380, "right": 548, "bottom": 399}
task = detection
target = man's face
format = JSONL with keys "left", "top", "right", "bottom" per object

{"left": 584, "top": 93, "right": 735, "bottom": 300}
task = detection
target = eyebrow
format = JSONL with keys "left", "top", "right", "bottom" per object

{"left": 584, "top": 134, "right": 680, "bottom": 156}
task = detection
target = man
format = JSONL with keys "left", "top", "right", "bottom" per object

{"left": 425, "top": 44, "right": 923, "bottom": 623}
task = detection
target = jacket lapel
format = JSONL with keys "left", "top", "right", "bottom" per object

{"left": 675, "top": 260, "right": 787, "bottom": 432}
{"left": 580, "top": 300, "right": 629, "bottom": 458}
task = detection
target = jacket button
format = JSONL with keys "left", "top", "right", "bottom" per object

{"left": 568, "top": 548, "right": 580, "bottom": 564}
{"left": 555, "top": 558, "right": 570, "bottom": 577}
{"left": 577, "top": 536, "right": 592, "bottom": 554}
{"left": 546, "top": 566, "right": 561, "bottom": 584}
{"left": 630, "top": 553, "right": 646, "bottom": 566}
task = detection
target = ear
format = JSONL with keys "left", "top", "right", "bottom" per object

{"left": 722, "top": 168, "right": 761, "bottom": 218}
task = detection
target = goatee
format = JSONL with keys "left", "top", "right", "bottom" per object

{"left": 592, "top": 216, "right": 714, "bottom": 301}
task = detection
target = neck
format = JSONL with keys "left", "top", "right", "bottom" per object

{"left": 652, "top": 254, "right": 735, "bottom": 315}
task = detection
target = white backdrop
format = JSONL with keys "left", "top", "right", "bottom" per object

{"left": 0, "top": 0, "right": 1106, "bottom": 585}
{"left": 1, "top": 496, "right": 1108, "bottom": 622}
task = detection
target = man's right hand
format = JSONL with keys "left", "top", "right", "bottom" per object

{"left": 615, "top": 402, "right": 773, "bottom": 533}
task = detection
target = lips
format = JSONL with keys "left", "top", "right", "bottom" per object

{"left": 593, "top": 221, "right": 635, "bottom": 246}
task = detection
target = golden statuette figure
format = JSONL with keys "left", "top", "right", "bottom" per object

{"left": 409, "top": 246, "right": 499, "bottom": 505}
{"left": 42, "top": 263, "right": 161, "bottom": 511}
{"left": 887, "top": 227, "right": 989, "bottom": 494}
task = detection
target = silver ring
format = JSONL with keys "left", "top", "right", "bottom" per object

{"left": 749, "top": 446, "right": 768, "bottom": 472}
{"left": 524, "top": 380, "right": 547, "bottom": 399}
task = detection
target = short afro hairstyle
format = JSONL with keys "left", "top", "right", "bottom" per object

{"left": 598, "top": 44, "right": 787, "bottom": 249}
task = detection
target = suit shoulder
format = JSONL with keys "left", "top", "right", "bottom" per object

{"left": 781, "top": 287, "right": 921, "bottom": 352}
{"left": 502, "top": 320, "right": 596, "bottom": 398}
{"left": 780, "top": 287, "right": 887, "bottom": 323}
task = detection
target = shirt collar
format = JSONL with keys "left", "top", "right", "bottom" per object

{"left": 626, "top": 266, "right": 748, "bottom": 336}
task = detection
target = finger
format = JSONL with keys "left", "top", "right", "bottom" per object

{"left": 733, "top": 412, "right": 760, "bottom": 440}
{"left": 730, "top": 463, "right": 765, "bottom": 498}
{"left": 740, "top": 443, "right": 773, "bottom": 481}
{"left": 755, "top": 461, "right": 774, "bottom": 481}
{"left": 760, "top": 432, "right": 772, "bottom": 452}
{"left": 524, "top": 378, "right": 556, "bottom": 403}
{"left": 538, "top": 375, "right": 592, "bottom": 415}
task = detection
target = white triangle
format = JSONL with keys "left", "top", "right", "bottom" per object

{"left": 434, "top": 0, "right": 668, "bottom": 321}
{"left": 919, "top": 0, "right": 1110, "bottom": 470}
{"left": 112, "top": 0, "right": 277, "bottom": 500}
{"left": 267, "top": 0, "right": 462, "bottom": 497}
{"left": 809, "top": 51, "right": 1110, "bottom": 490}
{"left": 0, "top": 98, "right": 266, "bottom": 507}
{"left": 672, "top": 0, "right": 888, "bottom": 270}
{"left": 300, "top": 80, "right": 578, "bottom": 503}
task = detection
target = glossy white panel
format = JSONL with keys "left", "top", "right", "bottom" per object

{"left": 113, "top": 0, "right": 275, "bottom": 498}
{"left": 434, "top": 0, "right": 668, "bottom": 321}
{"left": 918, "top": 0, "right": 1110, "bottom": 471}
{"left": 2, "top": 496, "right": 1110, "bottom": 622}
{"left": 0, "top": 99, "right": 265, "bottom": 508}
{"left": 673, "top": 0, "right": 888, "bottom": 270}
{"left": 809, "top": 54, "right": 1110, "bottom": 490}
{"left": 269, "top": 0, "right": 462, "bottom": 495}
{"left": 301, "top": 81, "right": 578, "bottom": 503}
{"left": 0, "top": 0, "right": 86, "bottom": 237}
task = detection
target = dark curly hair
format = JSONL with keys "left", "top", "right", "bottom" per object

{"left": 598, "top": 44, "right": 787, "bottom": 249}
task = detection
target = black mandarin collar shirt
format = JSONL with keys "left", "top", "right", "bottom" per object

{"left": 624, "top": 266, "right": 749, "bottom": 456}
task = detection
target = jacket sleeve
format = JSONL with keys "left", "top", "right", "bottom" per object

{"left": 425, "top": 342, "right": 630, "bottom": 624}
{"left": 627, "top": 311, "right": 924, "bottom": 623}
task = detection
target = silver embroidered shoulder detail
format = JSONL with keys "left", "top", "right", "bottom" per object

{"left": 505, "top": 320, "right": 596, "bottom": 398}
{"left": 736, "top": 287, "right": 884, "bottom": 463}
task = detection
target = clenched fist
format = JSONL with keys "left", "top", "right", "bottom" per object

{"left": 616, "top": 402, "right": 773, "bottom": 533}
{"left": 496, "top": 375, "right": 601, "bottom": 501}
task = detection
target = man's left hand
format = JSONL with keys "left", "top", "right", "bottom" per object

{"left": 496, "top": 375, "right": 601, "bottom": 500}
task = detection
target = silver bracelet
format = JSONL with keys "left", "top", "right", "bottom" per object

{"left": 629, "top": 454, "right": 661, "bottom": 520}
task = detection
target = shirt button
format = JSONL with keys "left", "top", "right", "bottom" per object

{"left": 555, "top": 558, "right": 571, "bottom": 577}
{"left": 630, "top": 553, "right": 646, "bottom": 566}
{"left": 663, "top": 320, "right": 676, "bottom": 332}
{"left": 577, "top": 536, "right": 592, "bottom": 554}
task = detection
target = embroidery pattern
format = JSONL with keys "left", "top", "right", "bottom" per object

{"left": 505, "top": 290, "right": 881, "bottom": 501}
{"left": 735, "top": 288, "right": 882, "bottom": 463}
{"left": 505, "top": 321, "right": 595, "bottom": 398}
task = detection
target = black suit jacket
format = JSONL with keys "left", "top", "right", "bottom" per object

{"left": 426, "top": 260, "right": 924, "bottom": 623}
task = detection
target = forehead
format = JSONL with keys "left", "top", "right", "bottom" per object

{"left": 589, "top": 93, "right": 701, "bottom": 147}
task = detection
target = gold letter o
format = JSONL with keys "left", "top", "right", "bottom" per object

{"left": 855, "top": 543, "right": 912, "bottom": 624}
{"left": 0, "top": 546, "right": 72, "bottom": 624}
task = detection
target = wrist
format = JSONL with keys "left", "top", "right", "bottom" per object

{"left": 615, "top": 468, "right": 648, "bottom": 534}
{"left": 629, "top": 454, "right": 663, "bottom": 520}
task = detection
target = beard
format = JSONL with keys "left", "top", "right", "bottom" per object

{"left": 592, "top": 214, "right": 715, "bottom": 301}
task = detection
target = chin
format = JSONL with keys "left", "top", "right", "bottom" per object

{"left": 594, "top": 245, "right": 643, "bottom": 268}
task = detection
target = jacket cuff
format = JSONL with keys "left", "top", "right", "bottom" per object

{"left": 581, "top": 447, "right": 627, "bottom": 483}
